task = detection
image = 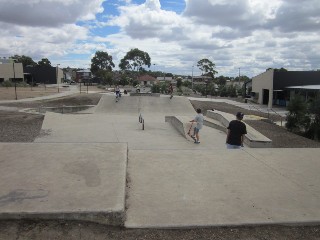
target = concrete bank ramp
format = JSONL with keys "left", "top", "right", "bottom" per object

{"left": 165, "top": 115, "right": 200, "bottom": 142}
{"left": 94, "top": 95, "right": 196, "bottom": 116}
{"left": 206, "top": 110, "right": 272, "bottom": 148}
{"left": 0, "top": 143, "right": 127, "bottom": 225}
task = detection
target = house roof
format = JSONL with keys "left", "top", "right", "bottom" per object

{"left": 137, "top": 74, "right": 157, "bottom": 81}
{"left": 77, "top": 69, "right": 91, "bottom": 73}
{"left": 157, "top": 76, "right": 173, "bottom": 81}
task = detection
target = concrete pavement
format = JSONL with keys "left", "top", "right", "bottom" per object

{"left": 1, "top": 94, "right": 320, "bottom": 228}
{"left": 126, "top": 148, "right": 320, "bottom": 228}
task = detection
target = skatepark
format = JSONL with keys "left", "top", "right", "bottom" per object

{"left": 1, "top": 93, "right": 320, "bottom": 228}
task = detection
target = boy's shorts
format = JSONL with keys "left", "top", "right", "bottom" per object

{"left": 194, "top": 127, "right": 200, "bottom": 133}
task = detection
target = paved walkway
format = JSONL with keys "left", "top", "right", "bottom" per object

{"left": 1, "top": 94, "right": 320, "bottom": 228}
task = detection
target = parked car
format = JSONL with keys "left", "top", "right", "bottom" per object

{"left": 132, "top": 85, "right": 151, "bottom": 93}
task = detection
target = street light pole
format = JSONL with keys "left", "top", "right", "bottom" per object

{"left": 191, "top": 65, "right": 194, "bottom": 90}
{"left": 11, "top": 58, "right": 17, "bottom": 100}
{"left": 56, "top": 64, "right": 60, "bottom": 93}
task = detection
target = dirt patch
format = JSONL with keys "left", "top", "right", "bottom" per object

{"left": 0, "top": 220, "right": 320, "bottom": 240}
{"left": 0, "top": 86, "right": 69, "bottom": 100}
{"left": 0, "top": 93, "right": 103, "bottom": 109}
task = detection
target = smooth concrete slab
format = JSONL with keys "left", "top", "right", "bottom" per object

{"left": 125, "top": 148, "right": 320, "bottom": 228}
{"left": 244, "top": 148, "right": 320, "bottom": 197}
{"left": 95, "top": 95, "right": 196, "bottom": 116}
{"left": 0, "top": 143, "right": 127, "bottom": 225}
{"left": 36, "top": 112, "right": 227, "bottom": 150}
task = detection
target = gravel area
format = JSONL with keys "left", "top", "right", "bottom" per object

{"left": 0, "top": 220, "right": 319, "bottom": 240}
{"left": 1, "top": 95, "right": 320, "bottom": 239}
{"left": 0, "top": 110, "right": 44, "bottom": 142}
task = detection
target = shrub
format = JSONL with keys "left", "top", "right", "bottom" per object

{"left": 285, "top": 95, "right": 310, "bottom": 133}
{"left": 1, "top": 80, "right": 13, "bottom": 87}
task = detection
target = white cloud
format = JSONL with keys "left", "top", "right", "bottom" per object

{"left": 0, "top": 0, "right": 320, "bottom": 77}
{"left": 0, "top": 0, "right": 104, "bottom": 27}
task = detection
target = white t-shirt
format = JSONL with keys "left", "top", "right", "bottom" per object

{"left": 194, "top": 113, "right": 204, "bottom": 129}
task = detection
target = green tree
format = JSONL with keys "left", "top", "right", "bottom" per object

{"left": 216, "top": 75, "right": 227, "bottom": 86}
{"left": 218, "top": 85, "right": 228, "bottom": 97}
{"left": 227, "top": 85, "right": 237, "bottom": 97}
{"left": 151, "top": 84, "right": 161, "bottom": 93}
{"left": 97, "top": 70, "right": 113, "bottom": 86}
{"left": 11, "top": 55, "right": 36, "bottom": 67}
{"left": 119, "top": 74, "right": 129, "bottom": 86}
{"left": 286, "top": 95, "right": 310, "bottom": 133}
{"left": 182, "top": 80, "right": 192, "bottom": 88}
{"left": 38, "top": 58, "right": 51, "bottom": 66}
{"left": 176, "top": 77, "right": 182, "bottom": 89}
{"left": 197, "top": 58, "right": 218, "bottom": 78}
{"left": 266, "top": 67, "right": 288, "bottom": 72}
{"left": 91, "top": 51, "right": 115, "bottom": 75}
{"left": 119, "top": 48, "right": 151, "bottom": 72}
{"left": 306, "top": 98, "right": 320, "bottom": 140}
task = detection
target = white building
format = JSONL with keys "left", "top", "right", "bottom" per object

{"left": 0, "top": 58, "right": 24, "bottom": 83}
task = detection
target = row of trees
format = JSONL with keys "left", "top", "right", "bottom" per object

{"left": 90, "top": 49, "right": 221, "bottom": 85}
{"left": 10, "top": 51, "right": 249, "bottom": 97}
{"left": 10, "top": 55, "right": 53, "bottom": 67}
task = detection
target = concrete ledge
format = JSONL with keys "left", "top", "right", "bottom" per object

{"left": 0, "top": 143, "right": 128, "bottom": 225}
{"left": 204, "top": 117, "right": 226, "bottom": 132}
{"left": 206, "top": 110, "right": 272, "bottom": 148}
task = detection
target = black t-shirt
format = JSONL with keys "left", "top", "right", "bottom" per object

{"left": 227, "top": 120, "right": 247, "bottom": 146}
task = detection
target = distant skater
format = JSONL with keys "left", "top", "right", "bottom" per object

{"left": 168, "top": 83, "right": 173, "bottom": 99}
{"left": 190, "top": 108, "right": 204, "bottom": 144}
{"left": 115, "top": 85, "right": 121, "bottom": 102}
{"left": 226, "top": 112, "right": 247, "bottom": 149}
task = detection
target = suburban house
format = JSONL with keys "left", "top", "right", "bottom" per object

{"left": 0, "top": 58, "right": 24, "bottom": 83}
{"left": 24, "top": 65, "right": 63, "bottom": 85}
{"left": 252, "top": 69, "right": 320, "bottom": 108}
{"left": 75, "top": 69, "right": 92, "bottom": 83}
{"left": 192, "top": 75, "right": 212, "bottom": 85}
{"left": 226, "top": 80, "right": 244, "bottom": 89}
{"left": 137, "top": 74, "right": 157, "bottom": 85}
{"left": 156, "top": 76, "right": 173, "bottom": 83}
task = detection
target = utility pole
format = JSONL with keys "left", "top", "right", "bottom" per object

{"left": 191, "top": 65, "right": 194, "bottom": 90}
{"left": 56, "top": 64, "right": 60, "bottom": 93}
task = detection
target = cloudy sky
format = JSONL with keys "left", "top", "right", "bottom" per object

{"left": 0, "top": 0, "right": 319, "bottom": 77}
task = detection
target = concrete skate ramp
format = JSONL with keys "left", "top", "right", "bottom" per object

{"left": 0, "top": 143, "right": 127, "bottom": 225}
{"left": 95, "top": 95, "right": 196, "bottom": 116}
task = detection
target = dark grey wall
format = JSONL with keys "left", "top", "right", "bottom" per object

{"left": 24, "top": 66, "right": 56, "bottom": 84}
{"left": 273, "top": 71, "right": 320, "bottom": 90}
